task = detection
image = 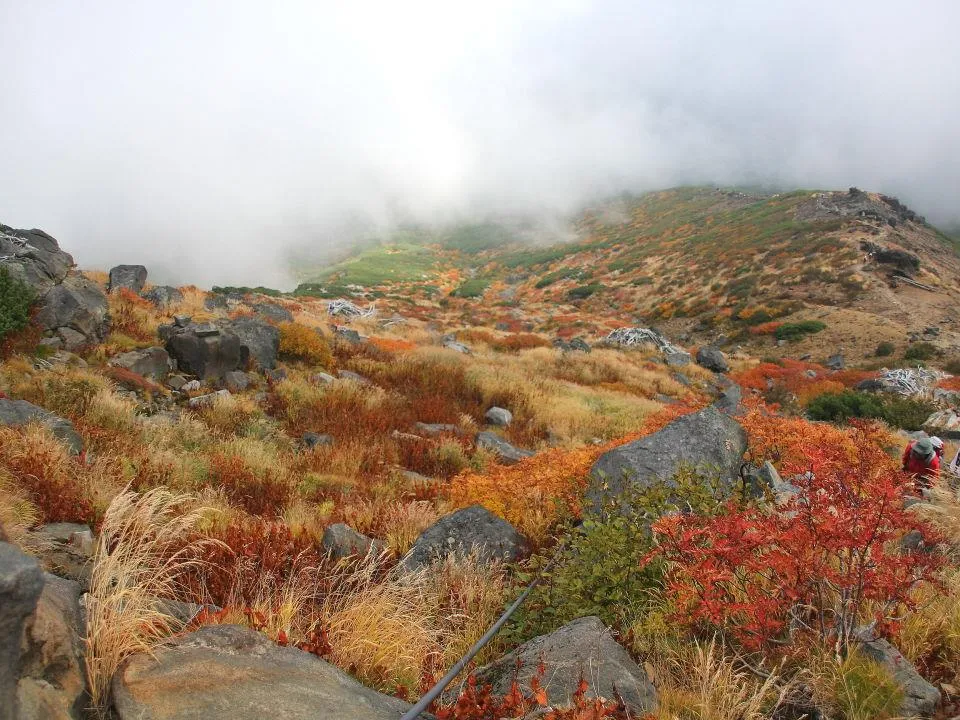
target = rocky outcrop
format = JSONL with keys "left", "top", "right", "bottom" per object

{"left": 465, "top": 616, "right": 657, "bottom": 714}
{"left": 142, "top": 286, "right": 183, "bottom": 308}
{"left": 0, "top": 399, "right": 83, "bottom": 455}
{"left": 474, "top": 431, "right": 534, "bottom": 465}
{"left": 34, "top": 275, "right": 108, "bottom": 349}
{"left": 321, "top": 524, "right": 384, "bottom": 561}
{"left": 1, "top": 224, "right": 108, "bottom": 348}
{"left": 588, "top": 406, "right": 747, "bottom": 510}
{"left": 0, "top": 543, "right": 44, "bottom": 720}
{"left": 854, "top": 628, "right": 940, "bottom": 718}
{"left": 403, "top": 505, "right": 526, "bottom": 570}
{"left": 108, "top": 347, "right": 173, "bottom": 380}
{"left": 112, "top": 625, "right": 415, "bottom": 720}
{"left": 17, "top": 574, "right": 87, "bottom": 720}
{"left": 108, "top": 265, "right": 148, "bottom": 293}
{"left": 923, "top": 409, "right": 960, "bottom": 439}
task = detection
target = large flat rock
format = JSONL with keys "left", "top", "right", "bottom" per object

{"left": 112, "top": 625, "right": 416, "bottom": 720}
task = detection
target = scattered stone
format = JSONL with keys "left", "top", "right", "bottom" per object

{"left": 853, "top": 628, "right": 940, "bottom": 718}
{"left": 321, "top": 524, "right": 383, "bottom": 561}
{"left": 743, "top": 461, "right": 800, "bottom": 503}
{"left": 338, "top": 370, "right": 370, "bottom": 384}
{"left": 0, "top": 399, "right": 83, "bottom": 455}
{"left": 475, "top": 431, "right": 535, "bottom": 465}
{"left": 187, "top": 390, "right": 231, "bottom": 409}
{"left": 34, "top": 524, "right": 91, "bottom": 546}
{"left": 17, "top": 573, "right": 87, "bottom": 720}
{"left": 464, "top": 616, "right": 657, "bottom": 714}
{"left": 223, "top": 370, "right": 251, "bottom": 393}
{"left": 204, "top": 294, "right": 229, "bottom": 311}
{"left": 311, "top": 372, "right": 336, "bottom": 384}
{"left": 167, "top": 375, "right": 190, "bottom": 390}
{"left": 713, "top": 381, "right": 743, "bottom": 416}
{"left": 403, "top": 505, "right": 527, "bottom": 570}
{"left": 334, "top": 327, "right": 363, "bottom": 344}
{"left": 414, "top": 422, "right": 458, "bottom": 436}
{"left": 112, "top": 625, "right": 416, "bottom": 720}
{"left": 0, "top": 542, "right": 44, "bottom": 718}
{"left": 108, "top": 346, "right": 173, "bottom": 380}
{"left": 825, "top": 353, "right": 845, "bottom": 371}
{"left": 302, "top": 432, "right": 334, "bottom": 450}
{"left": 108, "top": 265, "right": 148, "bottom": 293}
{"left": 554, "top": 337, "right": 592, "bottom": 353}
{"left": 38, "top": 337, "right": 63, "bottom": 352}
{"left": 180, "top": 379, "right": 201, "bottom": 393}
{"left": 142, "top": 285, "right": 184, "bottom": 308}
{"left": 665, "top": 351, "right": 691, "bottom": 367}
{"left": 173, "top": 315, "right": 191, "bottom": 328}
{"left": 924, "top": 409, "right": 960, "bottom": 439}
{"left": 193, "top": 323, "right": 220, "bottom": 337}
{"left": 696, "top": 346, "right": 729, "bottom": 373}
{"left": 443, "top": 340, "right": 471, "bottom": 354}
{"left": 588, "top": 406, "right": 747, "bottom": 512}
{"left": 484, "top": 406, "right": 512, "bottom": 427}
{"left": 799, "top": 354, "right": 813, "bottom": 361}
{"left": 264, "top": 368, "right": 287, "bottom": 383}
{"left": 253, "top": 302, "right": 294, "bottom": 324}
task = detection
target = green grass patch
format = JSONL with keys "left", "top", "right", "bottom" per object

{"left": 775, "top": 320, "right": 827, "bottom": 341}
{"left": 450, "top": 277, "right": 490, "bottom": 298}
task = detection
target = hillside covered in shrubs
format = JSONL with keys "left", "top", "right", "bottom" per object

{"left": 2, "top": 199, "right": 960, "bottom": 720}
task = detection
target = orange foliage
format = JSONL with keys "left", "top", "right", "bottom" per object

{"left": 749, "top": 321, "right": 783, "bottom": 336}
{"left": 369, "top": 337, "right": 417, "bottom": 353}
{"left": 109, "top": 288, "right": 157, "bottom": 342}
{"left": 278, "top": 322, "right": 333, "bottom": 367}
{"left": 939, "top": 376, "right": 960, "bottom": 391}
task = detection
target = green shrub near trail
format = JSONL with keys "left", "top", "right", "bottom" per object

{"left": 0, "top": 266, "right": 34, "bottom": 341}
{"left": 806, "top": 390, "right": 936, "bottom": 431}
{"left": 775, "top": 320, "right": 826, "bottom": 341}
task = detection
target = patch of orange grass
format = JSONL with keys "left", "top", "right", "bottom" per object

{"left": 449, "top": 403, "right": 700, "bottom": 543}
{"left": 369, "top": 337, "right": 417, "bottom": 353}
{"left": 939, "top": 376, "right": 960, "bottom": 391}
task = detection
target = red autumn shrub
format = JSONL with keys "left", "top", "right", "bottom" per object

{"left": 650, "top": 423, "right": 943, "bottom": 653}
{"left": 208, "top": 453, "right": 293, "bottom": 517}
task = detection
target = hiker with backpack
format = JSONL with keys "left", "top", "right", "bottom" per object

{"left": 902, "top": 437, "right": 940, "bottom": 488}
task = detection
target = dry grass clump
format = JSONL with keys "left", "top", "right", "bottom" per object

{"left": 0, "top": 362, "right": 112, "bottom": 419}
{"left": 84, "top": 488, "right": 214, "bottom": 715}
{"left": 652, "top": 640, "right": 784, "bottom": 720}
{"left": 898, "top": 568, "right": 960, "bottom": 686}
{"left": 0, "top": 467, "right": 47, "bottom": 553}
{"left": 193, "top": 392, "right": 265, "bottom": 437}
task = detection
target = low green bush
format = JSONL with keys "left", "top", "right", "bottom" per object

{"left": 774, "top": 320, "right": 827, "bottom": 341}
{"left": 450, "top": 278, "right": 489, "bottom": 298}
{"left": 806, "top": 390, "right": 936, "bottom": 430}
{"left": 0, "top": 266, "right": 34, "bottom": 341}
{"left": 874, "top": 341, "right": 895, "bottom": 357}
{"left": 565, "top": 283, "right": 602, "bottom": 300}
{"left": 904, "top": 342, "right": 938, "bottom": 362}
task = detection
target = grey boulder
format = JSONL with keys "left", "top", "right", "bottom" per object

{"left": 484, "top": 406, "right": 512, "bottom": 427}
{"left": 142, "top": 286, "right": 183, "bottom": 308}
{"left": 165, "top": 324, "right": 243, "bottom": 381}
{"left": 109, "top": 347, "right": 173, "bottom": 380}
{"left": 112, "top": 625, "right": 416, "bottom": 720}
{"left": 853, "top": 628, "right": 940, "bottom": 718}
{"left": 402, "top": 505, "right": 526, "bottom": 570}
{"left": 34, "top": 275, "right": 109, "bottom": 349}
{"left": 0, "top": 543, "right": 44, "bottom": 720}
{"left": 321, "top": 523, "right": 384, "bottom": 561}
{"left": 475, "top": 431, "right": 534, "bottom": 466}
{"left": 466, "top": 616, "right": 657, "bottom": 714}
{"left": 223, "top": 370, "right": 251, "bottom": 392}
{"left": 696, "top": 346, "right": 729, "bottom": 373}
{"left": 108, "top": 265, "right": 148, "bottom": 293}
{"left": 0, "top": 399, "right": 83, "bottom": 455}
{"left": 588, "top": 406, "right": 747, "bottom": 510}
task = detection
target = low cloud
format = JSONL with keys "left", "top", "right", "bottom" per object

{"left": 1, "top": 1, "right": 957, "bottom": 288}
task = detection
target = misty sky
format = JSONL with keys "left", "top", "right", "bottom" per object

{"left": 2, "top": 1, "right": 958, "bottom": 288}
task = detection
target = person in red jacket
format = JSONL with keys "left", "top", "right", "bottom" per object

{"left": 902, "top": 437, "right": 940, "bottom": 488}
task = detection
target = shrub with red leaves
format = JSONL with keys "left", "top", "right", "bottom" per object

{"left": 208, "top": 453, "right": 293, "bottom": 517}
{"left": 649, "top": 423, "right": 943, "bottom": 654}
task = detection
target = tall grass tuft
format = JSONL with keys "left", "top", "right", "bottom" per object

{"left": 84, "top": 488, "right": 215, "bottom": 715}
